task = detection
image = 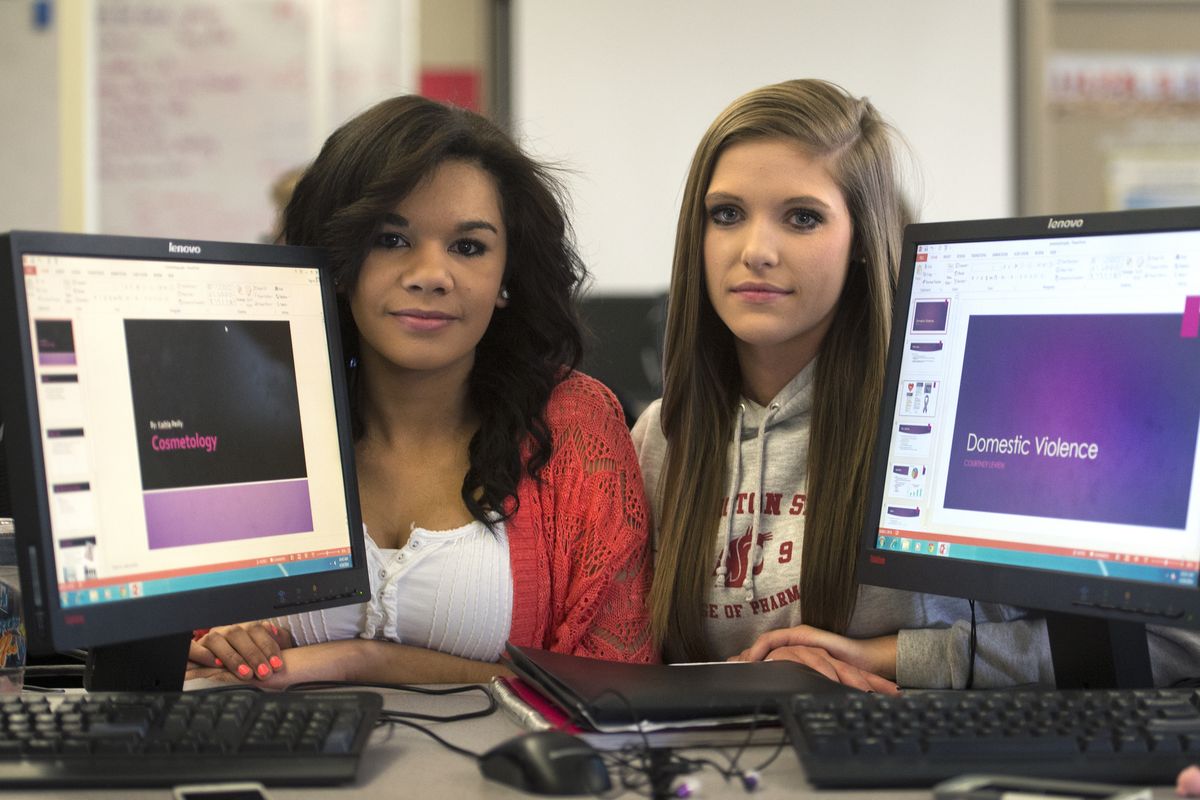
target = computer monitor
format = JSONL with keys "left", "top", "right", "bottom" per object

{"left": 0, "top": 231, "right": 368, "bottom": 691}
{"left": 859, "top": 206, "right": 1200, "bottom": 689}
{"left": 575, "top": 292, "right": 667, "bottom": 426}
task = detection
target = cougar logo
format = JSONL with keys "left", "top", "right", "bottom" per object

{"left": 715, "top": 526, "right": 773, "bottom": 588}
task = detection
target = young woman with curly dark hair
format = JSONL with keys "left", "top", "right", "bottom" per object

{"left": 189, "top": 96, "right": 655, "bottom": 685}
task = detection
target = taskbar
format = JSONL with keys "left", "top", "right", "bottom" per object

{"left": 58, "top": 550, "right": 353, "bottom": 608}
{"left": 876, "top": 532, "right": 1198, "bottom": 588}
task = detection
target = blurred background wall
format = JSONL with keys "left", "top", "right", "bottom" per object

{"left": 3, "top": 0, "right": 1199, "bottom": 412}
{"left": 513, "top": 0, "right": 1013, "bottom": 292}
{"left": 2, "top": 0, "right": 1018, "bottom": 279}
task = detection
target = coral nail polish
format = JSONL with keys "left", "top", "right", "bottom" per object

{"left": 270, "top": 656, "right": 283, "bottom": 669}
{"left": 237, "top": 664, "right": 252, "bottom": 678}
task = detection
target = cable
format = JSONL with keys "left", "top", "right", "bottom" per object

{"left": 285, "top": 679, "right": 491, "bottom": 699}
{"left": 280, "top": 680, "right": 773, "bottom": 797}
{"left": 278, "top": 679, "right": 498, "bottom": 764}
{"left": 670, "top": 714, "right": 782, "bottom": 796}
{"left": 381, "top": 715, "right": 483, "bottom": 760}
{"left": 191, "top": 684, "right": 265, "bottom": 696}
{"left": 581, "top": 688, "right": 776, "bottom": 799}
{"left": 284, "top": 679, "right": 497, "bottom": 723}
{"left": 23, "top": 664, "right": 86, "bottom": 676}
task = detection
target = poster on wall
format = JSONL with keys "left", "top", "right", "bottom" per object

{"left": 95, "top": 0, "right": 416, "bottom": 243}
{"left": 96, "top": 1, "right": 312, "bottom": 242}
{"left": 1106, "top": 148, "right": 1200, "bottom": 210}
{"left": 1046, "top": 53, "right": 1200, "bottom": 111}
{"left": 1045, "top": 52, "right": 1200, "bottom": 211}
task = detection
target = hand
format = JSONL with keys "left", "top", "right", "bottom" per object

{"left": 730, "top": 624, "right": 900, "bottom": 695}
{"left": 1179, "top": 765, "right": 1200, "bottom": 796}
{"left": 186, "top": 642, "right": 349, "bottom": 690}
{"left": 184, "top": 663, "right": 244, "bottom": 686}
{"left": 190, "top": 622, "right": 293, "bottom": 682}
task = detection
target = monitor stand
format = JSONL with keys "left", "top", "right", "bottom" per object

{"left": 1045, "top": 612, "right": 1153, "bottom": 689}
{"left": 84, "top": 631, "right": 192, "bottom": 692}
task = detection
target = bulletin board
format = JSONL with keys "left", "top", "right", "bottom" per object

{"left": 93, "top": 0, "right": 417, "bottom": 243}
{"left": 1017, "top": 0, "right": 1200, "bottom": 215}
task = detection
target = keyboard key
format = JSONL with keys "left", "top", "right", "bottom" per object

{"left": 1151, "top": 734, "right": 1183, "bottom": 752}
{"left": 1148, "top": 717, "right": 1200, "bottom": 734}
{"left": 1082, "top": 735, "right": 1115, "bottom": 753}
{"left": 925, "top": 733, "right": 1080, "bottom": 756}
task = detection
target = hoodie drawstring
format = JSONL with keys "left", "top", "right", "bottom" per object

{"left": 746, "top": 403, "right": 780, "bottom": 602}
{"left": 715, "top": 403, "right": 746, "bottom": 588}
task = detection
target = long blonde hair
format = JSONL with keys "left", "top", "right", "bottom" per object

{"left": 651, "top": 79, "right": 910, "bottom": 660}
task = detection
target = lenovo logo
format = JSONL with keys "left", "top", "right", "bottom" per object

{"left": 1046, "top": 217, "right": 1084, "bottom": 230}
{"left": 168, "top": 241, "right": 202, "bottom": 254}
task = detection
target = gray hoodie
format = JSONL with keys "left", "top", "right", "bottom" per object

{"left": 631, "top": 362, "right": 1200, "bottom": 688}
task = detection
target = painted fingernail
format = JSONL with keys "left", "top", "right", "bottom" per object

{"left": 270, "top": 624, "right": 279, "bottom": 635}
{"left": 270, "top": 656, "right": 283, "bottom": 669}
{"left": 214, "top": 658, "right": 222, "bottom": 667}
{"left": 237, "top": 664, "right": 252, "bottom": 678}
{"left": 256, "top": 663, "right": 270, "bottom": 678}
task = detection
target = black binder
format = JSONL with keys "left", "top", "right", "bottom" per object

{"left": 505, "top": 643, "right": 850, "bottom": 729}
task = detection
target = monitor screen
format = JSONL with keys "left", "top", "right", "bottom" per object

{"left": 575, "top": 293, "right": 666, "bottom": 425}
{"left": 0, "top": 231, "right": 367, "bottom": 689}
{"left": 858, "top": 207, "right": 1200, "bottom": 686}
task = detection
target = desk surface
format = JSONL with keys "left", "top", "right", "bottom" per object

{"left": 17, "top": 686, "right": 1189, "bottom": 800}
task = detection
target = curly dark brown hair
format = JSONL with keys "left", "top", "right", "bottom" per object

{"left": 282, "top": 95, "right": 586, "bottom": 525}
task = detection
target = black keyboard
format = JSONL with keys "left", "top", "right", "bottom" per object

{"left": 0, "top": 689, "right": 382, "bottom": 787}
{"left": 782, "top": 687, "right": 1200, "bottom": 788}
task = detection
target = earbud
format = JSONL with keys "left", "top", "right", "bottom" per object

{"left": 674, "top": 769, "right": 759, "bottom": 796}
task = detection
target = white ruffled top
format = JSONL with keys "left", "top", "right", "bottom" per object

{"left": 269, "top": 520, "right": 514, "bottom": 662}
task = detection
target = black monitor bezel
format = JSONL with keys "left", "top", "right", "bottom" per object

{"left": 857, "top": 206, "right": 1200, "bottom": 633}
{"left": 0, "top": 230, "right": 368, "bottom": 654}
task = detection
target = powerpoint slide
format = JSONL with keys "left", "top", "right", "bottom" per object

{"left": 43, "top": 428, "right": 89, "bottom": 479}
{"left": 904, "top": 338, "right": 946, "bottom": 370}
{"left": 37, "top": 375, "right": 84, "bottom": 429}
{"left": 884, "top": 504, "right": 922, "bottom": 527}
{"left": 912, "top": 299, "right": 950, "bottom": 334}
{"left": 51, "top": 482, "right": 96, "bottom": 533}
{"left": 943, "top": 313, "right": 1200, "bottom": 529}
{"left": 894, "top": 422, "right": 933, "bottom": 458}
{"left": 58, "top": 536, "right": 97, "bottom": 583}
{"left": 889, "top": 464, "right": 927, "bottom": 500}
{"left": 35, "top": 319, "right": 77, "bottom": 366}
{"left": 124, "top": 319, "right": 314, "bottom": 549}
{"left": 899, "top": 378, "right": 940, "bottom": 417}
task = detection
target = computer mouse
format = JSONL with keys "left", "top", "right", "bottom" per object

{"left": 478, "top": 729, "right": 612, "bottom": 796}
